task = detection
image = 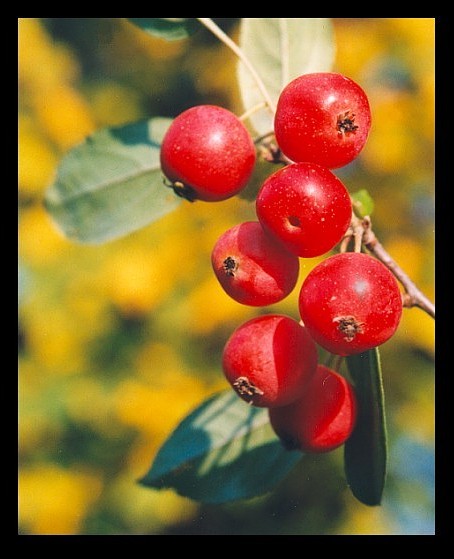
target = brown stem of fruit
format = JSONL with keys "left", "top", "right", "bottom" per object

{"left": 256, "top": 137, "right": 294, "bottom": 165}
{"left": 325, "top": 353, "right": 344, "bottom": 372}
{"left": 347, "top": 214, "right": 435, "bottom": 319}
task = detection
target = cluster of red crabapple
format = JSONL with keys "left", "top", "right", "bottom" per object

{"left": 160, "top": 72, "right": 403, "bottom": 454}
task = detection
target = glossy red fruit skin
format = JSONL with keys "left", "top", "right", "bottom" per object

{"left": 269, "top": 365, "right": 357, "bottom": 453}
{"left": 299, "top": 252, "right": 403, "bottom": 356}
{"left": 256, "top": 162, "right": 352, "bottom": 258}
{"left": 160, "top": 105, "right": 256, "bottom": 202}
{"left": 222, "top": 314, "right": 318, "bottom": 408}
{"left": 211, "top": 221, "right": 300, "bottom": 306}
{"left": 274, "top": 72, "right": 372, "bottom": 169}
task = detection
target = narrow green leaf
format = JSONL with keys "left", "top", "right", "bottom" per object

{"left": 44, "top": 118, "right": 182, "bottom": 244}
{"left": 345, "top": 348, "right": 388, "bottom": 506}
{"left": 351, "top": 189, "right": 375, "bottom": 218}
{"left": 139, "top": 390, "right": 302, "bottom": 504}
{"left": 237, "top": 18, "right": 335, "bottom": 135}
{"left": 127, "top": 18, "right": 200, "bottom": 41}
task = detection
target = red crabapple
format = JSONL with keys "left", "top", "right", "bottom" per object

{"left": 274, "top": 72, "right": 372, "bottom": 169}
{"left": 160, "top": 105, "right": 256, "bottom": 202}
{"left": 256, "top": 162, "right": 352, "bottom": 258}
{"left": 269, "top": 365, "right": 357, "bottom": 453}
{"left": 211, "top": 221, "right": 300, "bottom": 306}
{"left": 299, "top": 252, "right": 403, "bottom": 356}
{"left": 222, "top": 314, "right": 318, "bottom": 407}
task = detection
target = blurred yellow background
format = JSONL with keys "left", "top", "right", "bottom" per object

{"left": 18, "top": 18, "right": 434, "bottom": 535}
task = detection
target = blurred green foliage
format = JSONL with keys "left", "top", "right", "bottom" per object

{"left": 18, "top": 18, "right": 434, "bottom": 535}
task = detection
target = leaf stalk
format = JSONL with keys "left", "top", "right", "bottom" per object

{"left": 196, "top": 18, "right": 277, "bottom": 114}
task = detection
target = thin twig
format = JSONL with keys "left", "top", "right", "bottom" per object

{"left": 253, "top": 131, "right": 294, "bottom": 165}
{"left": 325, "top": 353, "right": 344, "bottom": 372}
{"left": 352, "top": 218, "right": 365, "bottom": 253}
{"left": 257, "top": 140, "right": 293, "bottom": 165}
{"left": 196, "top": 18, "right": 277, "bottom": 114}
{"left": 339, "top": 227, "right": 353, "bottom": 253}
{"left": 253, "top": 130, "right": 275, "bottom": 145}
{"left": 239, "top": 101, "right": 268, "bottom": 121}
{"left": 350, "top": 214, "right": 435, "bottom": 319}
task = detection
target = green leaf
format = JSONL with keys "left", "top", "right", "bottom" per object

{"left": 351, "top": 189, "right": 375, "bottom": 218}
{"left": 344, "top": 348, "right": 388, "bottom": 506}
{"left": 237, "top": 18, "right": 335, "bottom": 135}
{"left": 44, "top": 118, "right": 182, "bottom": 244}
{"left": 127, "top": 18, "right": 200, "bottom": 41}
{"left": 139, "top": 390, "right": 302, "bottom": 503}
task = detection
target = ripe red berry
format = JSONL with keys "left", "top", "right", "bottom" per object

{"left": 299, "top": 252, "right": 402, "bottom": 356}
{"left": 222, "top": 314, "right": 318, "bottom": 408}
{"left": 160, "top": 105, "right": 256, "bottom": 202}
{"left": 269, "top": 365, "right": 357, "bottom": 453}
{"left": 256, "top": 162, "right": 352, "bottom": 258}
{"left": 274, "top": 72, "right": 372, "bottom": 169}
{"left": 211, "top": 221, "right": 300, "bottom": 306}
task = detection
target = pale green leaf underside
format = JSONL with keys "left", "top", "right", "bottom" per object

{"left": 237, "top": 18, "right": 336, "bottom": 135}
{"left": 44, "top": 118, "right": 181, "bottom": 244}
{"left": 140, "top": 390, "right": 302, "bottom": 503}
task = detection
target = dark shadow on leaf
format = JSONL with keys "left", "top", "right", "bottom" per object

{"left": 110, "top": 120, "right": 162, "bottom": 149}
{"left": 140, "top": 390, "right": 301, "bottom": 503}
{"left": 127, "top": 18, "right": 201, "bottom": 42}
